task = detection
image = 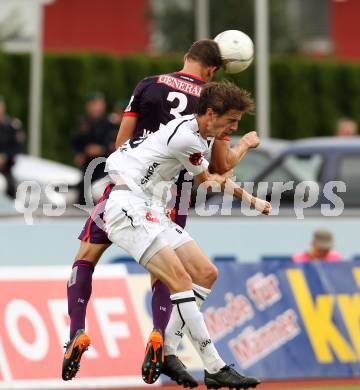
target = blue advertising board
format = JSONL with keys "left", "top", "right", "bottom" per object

{"left": 127, "top": 260, "right": 360, "bottom": 380}
{"left": 201, "top": 260, "right": 360, "bottom": 379}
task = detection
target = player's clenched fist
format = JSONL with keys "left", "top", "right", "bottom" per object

{"left": 253, "top": 198, "right": 272, "bottom": 215}
{"left": 241, "top": 131, "right": 260, "bottom": 149}
{"left": 261, "top": 201, "right": 272, "bottom": 215}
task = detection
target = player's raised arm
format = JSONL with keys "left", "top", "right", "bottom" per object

{"left": 115, "top": 115, "right": 137, "bottom": 148}
{"left": 209, "top": 132, "right": 260, "bottom": 174}
{"left": 194, "top": 169, "right": 272, "bottom": 215}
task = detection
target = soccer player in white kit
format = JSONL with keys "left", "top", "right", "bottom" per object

{"left": 104, "top": 81, "right": 270, "bottom": 389}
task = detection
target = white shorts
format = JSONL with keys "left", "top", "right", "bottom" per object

{"left": 104, "top": 189, "right": 193, "bottom": 265}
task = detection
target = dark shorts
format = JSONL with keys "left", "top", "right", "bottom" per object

{"left": 78, "top": 183, "right": 115, "bottom": 244}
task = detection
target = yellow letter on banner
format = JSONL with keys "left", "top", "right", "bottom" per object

{"left": 352, "top": 267, "right": 360, "bottom": 288}
{"left": 337, "top": 294, "right": 360, "bottom": 359}
{"left": 336, "top": 268, "right": 360, "bottom": 359}
{"left": 287, "top": 269, "right": 356, "bottom": 363}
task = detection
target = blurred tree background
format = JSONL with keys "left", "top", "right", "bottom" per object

{"left": 2, "top": 52, "right": 360, "bottom": 163}
{"left": 150, "top": 0, "right": 327, "bottom": 54}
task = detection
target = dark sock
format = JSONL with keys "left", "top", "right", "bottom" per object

{"left": 67, "top": 259, "right": 94, "bottom": 340}
{"left": 151, "top": 280, "right": 172, "bottom": 336}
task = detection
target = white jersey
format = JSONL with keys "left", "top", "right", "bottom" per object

{"left": 106, "top": 114, "right": 213, "bottom": 203}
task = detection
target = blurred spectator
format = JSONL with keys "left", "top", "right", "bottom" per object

{"left": 72, "top": 92, "right": 115, "bottom": 204}
{"left": 0, "top": 96, "right": 22, "bottom": 198}
{"left": 335, "top": 118, "right": 358, "bottom": 137}
{"left": 292, "top": 229, "right": 343, "bottom": 263}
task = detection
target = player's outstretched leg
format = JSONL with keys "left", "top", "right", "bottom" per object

{"left": 160, "top": 284, "right": 199, "bottom": 387}
{"left": 163, "top": 285, "right": 260, "bottom": 390}
{"left": 204, "top": 365, "right": 260, "bottom": 389}
{"left": 141, "top": 279, "right": 171, "bottom": 384}
{"left": 151, "top": 280, "right": 172, "bottom": 336}
{"left": 142, "top": 279, "right": 197, "bottom": 387}
{"left": 62, "top": 329, "right": 91, "bottom": 381}
{"left": 160, "top": 242, "right": 217, "bottom": 388}
{"left": 63, "top": 259, "right": 94, "bottom": 380}
{"left": 67, "top": 260, "right": 94, "bottom": 339}
{"left": 141, "top": 328, "right": 164, "bottom": 384}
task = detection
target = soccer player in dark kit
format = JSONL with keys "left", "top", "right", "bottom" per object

{"left": 62, "top": 39, "right": 260, "bottom": 384}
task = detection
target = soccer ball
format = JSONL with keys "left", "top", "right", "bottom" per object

{"left": 214, "top": 30, "right": 254, "bottom": 74}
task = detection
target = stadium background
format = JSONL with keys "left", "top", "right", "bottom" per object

{"left": 1, "top": 0, "right": 360, "bottom": 389}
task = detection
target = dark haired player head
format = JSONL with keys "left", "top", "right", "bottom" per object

{"left": 182, "top": 39, "right": 223, "bottom": 82}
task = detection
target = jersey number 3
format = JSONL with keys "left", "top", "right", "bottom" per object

{"left": 167, "top": 92, "right": 188, "bottom": 119}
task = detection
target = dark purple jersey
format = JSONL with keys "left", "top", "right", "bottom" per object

{"left": 123, "top": 72, "right": 205, "bottom": 142}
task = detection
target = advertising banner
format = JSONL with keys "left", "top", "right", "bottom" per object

{"left": 0, "top": 261, "right": 360, "bottom": 388}
{"left": 0, "top": 265, "right": 146, "bottom": 389}
{"left": 199, "top": 261, "right": 360, "bottom": 380}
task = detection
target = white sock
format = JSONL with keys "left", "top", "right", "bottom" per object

{"left": 192, "top": 283, "right": 211, "bottom": 309}
{"left": 164, "top": 284, "right": 211, "bottom": 355}
{"left": 163, "top": 299, "right": 185, "bottom": 356}
{"left": 165, "top": 290, "right": 225, "bottom": 374}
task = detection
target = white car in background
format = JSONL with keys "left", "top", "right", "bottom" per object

{"left": 230, "top": 137, "right": 289, "bottom": 182}
{"left": 8, "top": 154, "right": 82, "bottom": 208}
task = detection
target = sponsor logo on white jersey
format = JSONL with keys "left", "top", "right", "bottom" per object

{"left": 140, "top": 162, "right": 160, "bottom": 185}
